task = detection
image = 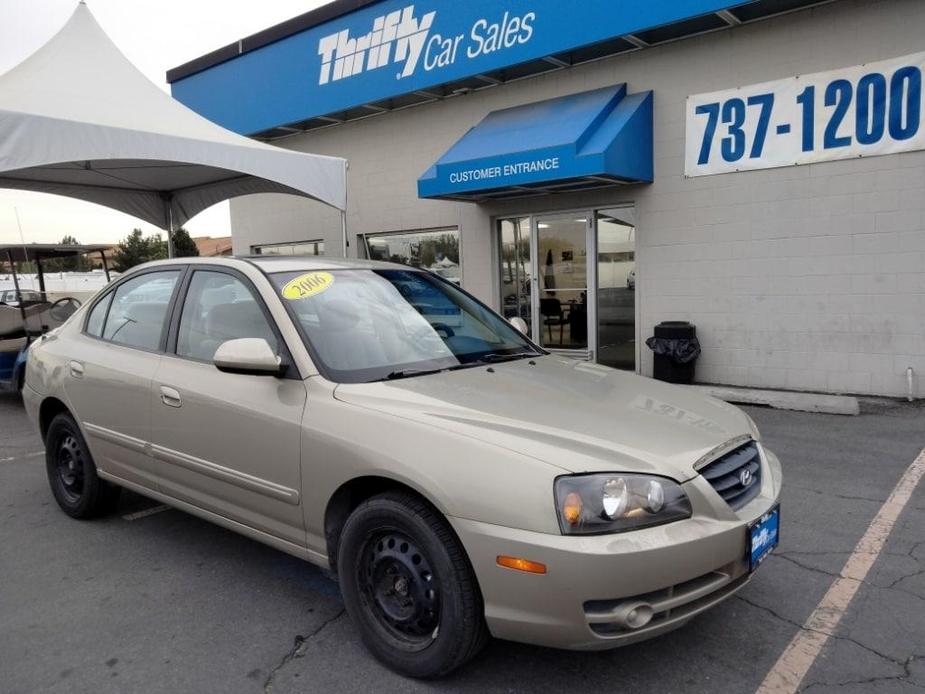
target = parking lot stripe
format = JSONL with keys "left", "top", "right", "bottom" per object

{"left": 0, "top": 451, "right": 44, "bottom": 463}
{"left": 122, "top": 505, "right": 170, "bottom": 521}
{"left": 756, "top": 447, "right": 925, "bottom": 694}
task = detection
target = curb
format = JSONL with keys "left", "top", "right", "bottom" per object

{"left": 687, "top": 384, "right": 861, "bottom": 416}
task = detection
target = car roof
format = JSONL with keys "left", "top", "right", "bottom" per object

{"left": 130, "top": 255, "right": 414, "bottom": 275}
{"left": 243, "top": 255, "right": 411, "bottom": 274}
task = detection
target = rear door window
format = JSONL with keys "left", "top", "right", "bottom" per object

{"left": 101, "top": 271, "right": 181, "bottom": 350}
{"left": 85, "top": 292, "right": 113, "bottom": 337}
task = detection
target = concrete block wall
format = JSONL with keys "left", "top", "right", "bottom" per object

{"left": 230, "top": 0, "right": 925, "bottom": 398}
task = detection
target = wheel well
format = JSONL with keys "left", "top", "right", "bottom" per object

{"left": 324, "top": 476, "right": 441, "bottom": 574}
{"left": 39, "top": 397, "right": 70, "bottom": 443}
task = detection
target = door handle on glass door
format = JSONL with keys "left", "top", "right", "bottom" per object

{"left": 68, "top": 360, "right": 84, "bottom": 378}
{"left": 159, "top": 386, "right": 182, "bottom": 408}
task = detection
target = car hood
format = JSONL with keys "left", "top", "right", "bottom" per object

{"left": 333, "top": 355, "right": 754, "bottom": 481}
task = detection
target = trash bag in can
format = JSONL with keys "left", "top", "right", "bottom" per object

{"left": 646, "top": 321, "right": 700, "bottom": 384}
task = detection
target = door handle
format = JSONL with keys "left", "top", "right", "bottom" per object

{"left": 159, "top": 386, "right": 182, "bottom": 408}
{"left": 69, "top": 360, "right": 84, "bottom": 378}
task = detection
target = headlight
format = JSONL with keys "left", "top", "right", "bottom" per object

{"left": 555, "top": 474, "right": 692, "bottom": 535}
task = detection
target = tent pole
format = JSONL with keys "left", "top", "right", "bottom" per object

{"left": 166, "top": 201, "right": 176, "bottom": 259}
{"left": 7, "top": 249, "right": 29, "bottom": 342}
{"left": 100, "top": 250, "right": 111, "bottom": 282}
{"left": 35, "top": 257, "right": 46, "bottom": 294}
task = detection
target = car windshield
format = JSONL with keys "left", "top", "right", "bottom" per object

{"left": 271, "top": 268, "right": 542, "bottom": 383}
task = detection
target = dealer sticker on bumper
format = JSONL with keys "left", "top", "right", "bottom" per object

{"left": 749, "top": 505, "right": 780, "bottom": 571}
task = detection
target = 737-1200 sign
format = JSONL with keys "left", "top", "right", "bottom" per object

{"left": 685, "top": 51, "right": 925, "bottom": 177}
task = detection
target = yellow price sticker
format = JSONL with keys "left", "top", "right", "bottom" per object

{"left": 281, "top": 271, "right": 334, "bottom": 300}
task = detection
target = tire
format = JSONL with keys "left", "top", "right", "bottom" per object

{"left": 337, "top": 491, "right": 488, "bottom": 678}
{"left": 45, "top": 412, "right": 121, "bottom": 519}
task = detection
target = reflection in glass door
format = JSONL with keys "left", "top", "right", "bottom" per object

{"left": 498, "top": 217, "right": 531, "bottom": 334}
{"left": 535, "top": 214, "right": 589, "bottom": 352}
{"left": 596, "top": 208, "right": 636, "bottom": 370}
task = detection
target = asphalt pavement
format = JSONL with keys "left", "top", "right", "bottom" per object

{"left": 1, "top": 391, "right": 923, "bottom": 693}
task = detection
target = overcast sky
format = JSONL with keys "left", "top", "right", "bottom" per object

{"left": 0, "top": 0, "right": 326, "bottom": 246}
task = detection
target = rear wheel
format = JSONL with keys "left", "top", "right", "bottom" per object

{"left": 338, "top": 491, "right": 488, "bottom": 678}
{"left": 45, "top": 413, "right": 121, "bottom": 519}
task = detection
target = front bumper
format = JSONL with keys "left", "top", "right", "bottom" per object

{"left": 450, "top": 447, "right": 782, "bottom": 650}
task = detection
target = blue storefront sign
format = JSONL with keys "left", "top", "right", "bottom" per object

{"left": 171, "top": 0, "right": 749, "bottom": 135}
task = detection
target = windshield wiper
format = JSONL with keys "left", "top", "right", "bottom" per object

{"left": 382, "top": 367, "right": 448, "bottom": 381}
{"left": 471, "top": 351, "right": 539, "bottom": 364}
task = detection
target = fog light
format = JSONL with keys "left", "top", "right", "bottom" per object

{"left": 613, "top": 601, "right": 654, "bottom": 629}
{"left": 625, "top": 603, "right": 653, "bottom": 629}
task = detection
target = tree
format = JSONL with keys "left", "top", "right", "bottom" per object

{"left": 171, "top": 228, "right": 200, "bottom": 257}
{"left": 112, "top": 229, "right": 160, "bottom": 272}
{"left": 111, "top": 227, "right": 200, "bottom": 272}
{"left": 44, "top": 235, "right": 90, "bottom": 273}
{"left": 148, "top": 233, "right": 167, "bottom": 261}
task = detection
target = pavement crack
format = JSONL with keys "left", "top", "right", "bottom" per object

{"left": 733, "top": 594, "right": 907, "bottom": 669}
{"left": 778, "top": 550, "right": 853, "bottom": 559}
{"left": 263, "top": 609, "right": 346, "bottom": 693}
{"left": 787, "top": 484, "right": 885, "bottom": 504}
{"left": 799, "top": 655, "right": 925, "bottom": 692}
{"left": 773, "top": 553, "right": 841, "bottom": 579}
{"left": 884, "top": 566, "right": 925, "bottom": 590}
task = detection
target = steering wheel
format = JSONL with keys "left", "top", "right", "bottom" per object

{"left": 48, "top": 297, "right": 82, "bottom": 322}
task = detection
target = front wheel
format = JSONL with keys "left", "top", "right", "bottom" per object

{"left": 337, "top": 491, "right": 488, "bottom": 678}
{"left": 45, "top": 412, "right": 121, "bottom": 519}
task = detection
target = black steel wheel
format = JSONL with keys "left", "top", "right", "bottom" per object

{"left": 360, "top": 530, "right": 440, "bottom": 648}
{"left": 338, "top": 491, "right": 488, "bottom": 678}
{"left": 54, "top": 433, "right": 86, "bottom": 505}
{"left": 45, "top": 412, "right": 121, "bottom": 519}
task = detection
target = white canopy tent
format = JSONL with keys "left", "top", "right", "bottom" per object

{"left": 0, "top": 2, "right": 348, "bottom": 256}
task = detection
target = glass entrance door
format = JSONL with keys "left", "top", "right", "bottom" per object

{"left": 499, "top": 217, "right": 532, "bottom": 333}
{"left": 595, "top": 208, "right": 636, "bottom": 370}
{"left": 498, "top": 207, "right": 634, "bottom": 368}
{"left": 534, "top": 214, "right": 590, "bottom": 354}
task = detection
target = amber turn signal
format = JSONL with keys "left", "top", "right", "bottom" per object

{"left": 497, "top": 555, "right": 547, "bottom": 574}
{"left": 562, "top": 491, "right": 583, "bottom": 526}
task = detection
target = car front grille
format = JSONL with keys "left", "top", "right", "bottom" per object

{"left": 699, "top": 440, "right": 762, "bottom": 510}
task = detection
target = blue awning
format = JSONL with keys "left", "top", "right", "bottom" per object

{"left": 417, "top": 84, "right": 652, "bottom": 202}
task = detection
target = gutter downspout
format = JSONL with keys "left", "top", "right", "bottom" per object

{"left": 341, "top": 160, "right": 349, "bottom": 257}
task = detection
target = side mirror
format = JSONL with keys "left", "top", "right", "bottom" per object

{"left": 508, "top": 316, "right": 528, "bottom": 334}
{"left": 213, "top": 338, "right": 285, "bottom": 376}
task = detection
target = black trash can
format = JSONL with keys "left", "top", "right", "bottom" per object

{"left": 646, "top": 321, "right": 700, "bottom": 384}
